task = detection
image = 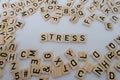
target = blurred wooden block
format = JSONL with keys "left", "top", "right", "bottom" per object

{"left": 31, "top": 2, "right": 40, "bottom": 10}
{"left": 71, "top": 34, "right": 79, "bottom": 42}
{"left": 110, "top": 15, "right": 119, "bottom": 23}
{"left": 40, "top": 7, "right": 47, "bottom": 14}
{"left": 41, "top": 65, "right": 51, "bottom": 74}
{"left": 50, "top": 16, "right": 60, "bottom": 24}
{"left": 88, "top": 13, "right": 96, "bottom": 21}
{"left": 106, "top": 42, "right": 117, "bottom": 51}
{"left": 7, "top": 43, "right": 17, "bottom": 52}
{"left": 69, "top": 15, "right": 79, "bottom": 24}
{"left": 87, "top": 4, "right": 96, "bottom": 13}
{"left": 90, "top": 50, "right": 102, "bottom": 61}
{"left": 55, "top": 34, "right": 64, "bottom": 42}
{"left": 83, "top": 61, "right": 94, "bottom": 72}
{"left": 114, "top": 61, "right": 120, "bottom": 72}
{"left": 80, "top": 0, "right": 88, "bottom": 4}
{"left": 10, "top": 61, "right": 18, "bottom": 73}
{"left": 8, "top": 18, "right": 17, "bottom": 26}
{"left": 0, "top": 59, "right": 6, "bottom": 68}
{"left": 19, "top": 50, "right": 28, "bottom": 59}
{"left": 77, "top": 10, "right": 85, "bottom": 18}
{"left": 93, "top": 64, "right": 104, "bottom": 77}
{"left": 114, "top": 49, "right": 120, "bottom": 59}
{"left": 10, "top": 3, "right": 17, "bottom": 10}
{"left": 15, "top": 20, "right": 25, "bottom": 29}
{"left": 9, "top": 10, "right": 16, "bottom": 18}
{"left": 51, "top": 67, "right": 62, "bottom": 78}
{"left": 75, "top": 67, "right": 86, "bottom": 80}
{"left": 75, "top": 3, "right": 83, "bottom": 10}
{"left": 21, "top": 11, "right": 29, "bottom": 18}
{"left": 52, "top": 56, "right": 63, "bottom": 67}
{"left": 64, "top": 48, "right": 75, "bottom": 59}
{"left": 6, "top": 26, "right": 16, "bottom": 34}
{"left": 7, "top": 52, "right": 17, "bottom": 62}
{"left": 0, "top": 51, "right": 8, "bottom": 60}
{"left": 114, "top": 35, "right": 120, "bottom": 45}
{"left": 43, "top": 52, "right": 53, "bottom": 61}
{"left": 99, "top": 58, "right": 110, "bottom": 70}
{"left": 1, "top": 11, "right": 8, "bottom": 18}
{"left": 13, "top": 70, "right": 22, "bottom": 80}
{"left": 31, "top": 65, "right": 41, "bottom": 77}
{"left": 30, "top": 58, "right": 41, "bottom": 66}
{"left": 70, "top": 8, "right": 76, "bottom": 16}
{"left": 104, "top": 22, "right": 113, "bottom": 31}
{"left": 28, "top": 49, "right": 38, "bottom": 58}
{"left": 40, "top": 33, "right": 48, "bottom": 42}
{"left": 107, "top": 69, "right": 116, "bottom": 80}
{"left": 69, "top": 59, "right": 79, "bottom": 69}
{"left": 5, "top": 34, "right": 15, "bottom": 44}
{"left": 0, "top": 69, "right": 3, "bottom": 78}
{"left": 111, "top": 6, "right": 119, "bottom": 14}
{"left": 105, "top": 51, "right": 115, "bottom": 62}
{"left": 102, "top": 7, "right": 111, "bottom": 15}
{"left": 61, "top": 63, "right": 70, "bottom": 75}
{"left": 27, "top": 7, "right": 36, "bottom": 15}
{"left": 42, "top": 12, "right": 51, "bottom": 21}
{"left": 62, "top": 6, "right": 70, "bottom": 16}
{"left": 2, "top": 2, "right": 9, "bottom": 10}
{"left": 21, "top": 68, "right": 31, "bottom": 79}
{"left": 78, "top": 52, "right": 87, "bottom": 61}
{"left": 96, "top": 14, "right": 106, "bottom": 23}
{"left": 46, "top": 4, "right": 55, "bottom": 12}
{"left": 82, "top": 17, "right": 92, "bottom": 27}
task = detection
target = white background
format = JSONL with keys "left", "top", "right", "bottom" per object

{"left": 1, "top": 0, "right": 120, "bottom": 80}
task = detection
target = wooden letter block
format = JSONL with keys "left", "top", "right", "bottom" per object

{"left": 40, "top": 34, "right": 48, "bottom": 42}
{"left": 0, "top": 35, "right": 5, "bottom": 45}
{"left": 83, "top": 61, "right": 94, "bottom": 72}
{"left": 104, "top": 22, "right": 113, "bottom": 31}
{"left": 43, "top": 52, "right": 53, "bottom": 61}
{"left": 88, "top": 13, "right": 96, "bottom": 21}
{"left": 47, "top": 33, "right": 56, "bottom": 42}
{"left": 50, "top": 16, "right": 60, "bottom": 24}
{"left": 61, "top": 63, "right": 70, "bottom": 75}
{"left": 78, "top": 34, "right": 87, "bottom": 43}
{"left": 62, "top": 6, "right": 70, "bottom": 16}
{"left": 5, "top": 34, "right": 15, "bottom": 44}
{"left": 7, "top": 43, "right": 17, "bottom": 52}
{"left": 64, "top": 48, "right": 75, "bottom": 59}
{"left": 63, "top": 34, "right": 71, "bottom": 42}
{"left": 31, "top": 65, "right": 41, "bottom": 77}
{"left": 42, "top": 13, "right": 51, "bottom": 21}
{"left": 10, "top": 61, "right": 18, "bottom": 73}
{"left": 15, "top": 20, "right": 25, "bottom": 29}
{"left": 0, "top": 51, "right": 8, "bottom": 60}
{"left": 96, "top": 14, "right": 106, "bottom": 22}
{"left": 6, "top": 26, "right": 16, "bottom": 34}
{"left": 75, "top": 67, "right": 86, "bottom": 80}
{"left": 114, "top": 35, "right": 120, "bottom": 45}
{"left": 110, "top": 15, "right": 119, "bottom": 23}
{"left": 0, "top": 60, "right": 6, "bottom": 68}
{"left": 13, "top": 70, "right": 22, "bottom": 80}
{"left": 69, "top": 15, "right": 79, "bottom": 24}
{"left": 0, "top": 45, "right": 5, "bottom": 52}
{"left": 51, "top": 67, "right": 62, "bottom": 78}
{"left": 7, "top": 52, "right": 17, "bottom": 62}
{"left": 106, "top": 42, "right": 117, "bottom": 51}
{"left": 41, "top": 65, "right": 51, "bottom": 74}
{"left": 99, "top": 58, "right": 110, "bottom": 70}
{"left": 105, "top": 51, "right": 115, "bottom": 62}
{"left": 55, "top": 34, "right": 64, "bottom": 42}
{"left": 92, "top": 64, "right": 104, "bottom": 77}
{"left": 77, "top": 10, "right": 85, "bottom": 18}
{"left": 78, "top": 52, "right": 87, "bottom": 61}
{"left": 69, "top": 59, "right": 79, "bottom": 69}
{"left": 28, "top": 49, "right": 38, "bottom": 58}
{"left": 87, "top": 4, "right": 96, "bottom": 12}
{"left": 19, "top": 50, "right": 28, "bottom": 59}
{"left": 22, "top": 68, "right": 31, "bottom": 79}
{"left": 30, "top": 58, "right": 41, "bottom": 66}
{"left": 90, "top": 50, "right": 102, "bottom": 61}
{"left": 82, "top": 17, "right": 92, "bottom": 27}
{"left": 52, "top": 56, "right": 63, "bottom": 67}
{"left": 114, "top": 61, "right": 120, "bottom": 72}
{"left": 107, "top": 69, "right": 116, "bottom": 80}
